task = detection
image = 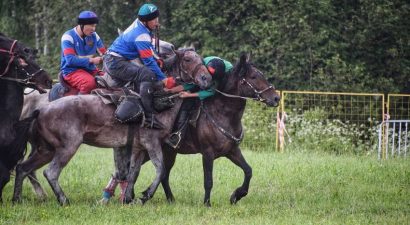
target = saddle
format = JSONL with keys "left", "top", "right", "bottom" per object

{"left": 92, "top": 88, "right": 176, "bottom": 124}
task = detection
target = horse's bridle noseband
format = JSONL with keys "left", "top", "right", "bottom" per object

{"left": 240, "top": 78, "right": 274, "bottom": 102}
{"left": 0, "top": 39, "right": 44, "bottom": 85}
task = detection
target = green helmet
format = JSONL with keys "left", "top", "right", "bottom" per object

{"left": 137, "top": 3, "right": 159, "bottom": 22}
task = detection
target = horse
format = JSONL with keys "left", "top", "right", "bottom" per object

{"left": 0, "top": 33, "right": 52, "bottom": 202}
{"left": 106, "top": 53, "right": 280, "bottom": 206}
{"left": 12, "top": 49, "right": 212, "bottom": 205}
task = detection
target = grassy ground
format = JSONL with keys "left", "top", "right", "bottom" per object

{"left": 1, "top": 145, "right": 409, "bottom": 225}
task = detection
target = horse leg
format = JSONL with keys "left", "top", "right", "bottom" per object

{"left": 161, "top": 148, "right": 177, "bottom": 203}
{"left": 43, "top": 148, "right": 77, "bottom": 206}
{"left": 26, "top": 143, "right": 47, "bottom": 200}
{"left": 27, "top": 170, "right": 47, "bottom": 200}
{"left": 202, "top": 153, "right": 214, "bottom": 207}
{"left": 100, "top": 146, "right": 131, "bottom": 204}
{"left": 140, "top": 142, "right": 165, "bottom": 204}
{"left": 226, "top": 147, "right": 252, "bottom": 204}
{"left": 123, "top": 150, "right": 146, "bottom": 204}
{"left": 12, "top": 150, "right": 54, "bottom": 203}
{"left": 0, "top": 162, "right": 10, "bottom": 203}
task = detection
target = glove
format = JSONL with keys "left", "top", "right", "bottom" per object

{"left": 164, "top": 77, "right": 176, "bottom": 89}
{"left": 156, "top": 58, "right": 164, "bottom": 69}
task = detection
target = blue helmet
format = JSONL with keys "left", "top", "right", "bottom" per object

{"left": 137, "top": 3, "right": 159, "bottom": 22}
{"left": 77, "top": 11, "right": 99, "bottom": 25}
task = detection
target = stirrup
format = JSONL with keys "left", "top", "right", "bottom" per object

{"left": 165, "top": 131, "right": 182, "bottom": 149}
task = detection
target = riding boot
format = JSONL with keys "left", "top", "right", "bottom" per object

{"left": 165, "top": 110, "right": 190, "bottom": 149}
{"left": 140, "top": 82, "right": 164, "bottom": 129}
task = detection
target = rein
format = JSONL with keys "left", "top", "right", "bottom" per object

{"left": 0, "top": 39, "right": 44, "bottom": 85}
{"left": 0, "top": 39, "right": 17, "bottom": 76}
{"left": 214, "top": 78, "right": 274, "bottom": 102}
{"left": 200, "top": 102, "right": 244, "bottom": 145}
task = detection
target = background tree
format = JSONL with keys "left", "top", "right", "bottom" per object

{"left": 1, "top": 0, "right": 408, "bottom": 93}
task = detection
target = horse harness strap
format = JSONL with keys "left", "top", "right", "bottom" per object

{"left": 0, "top": 39, "right": 44, "bottom": 84}
{"left": 0, "top": 39, "right": 17, "bottom": 76}
{"left": 214, "top": 78, "right": 274, "bottom": 102}
{"left": 200, "top": 102, "right": 244, "bottom": 145}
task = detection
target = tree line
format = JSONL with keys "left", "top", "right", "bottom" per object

{"left": 1, "top": 0, "right": 408, "bottom": 93}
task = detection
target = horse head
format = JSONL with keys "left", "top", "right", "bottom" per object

{"left": 166, "top": 48, "right": 212, "bottom": 89}
{"left": 0, "top": 34, "right": 52, "bottom": 93}
{"left": 229, "top": 52, "right": 280, "bottom": 107}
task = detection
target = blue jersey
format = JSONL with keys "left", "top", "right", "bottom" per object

{"left": 108, "top": 19, "right": 165, "bottom": 80}
{"left": 60, "top": 28, "right": 106, "bottom": 76}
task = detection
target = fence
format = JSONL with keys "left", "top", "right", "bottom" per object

{"left": 241, "top": 91, "right": 409, "bottom": 158}
{"left": 378, "top": 120, "right": 410, "bottom": 160}
{"left": 277, "top": 91, "right": 385, "bottom": 152}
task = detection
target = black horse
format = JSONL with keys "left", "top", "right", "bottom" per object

{"left": 105, "top": 53, "right": 280, "bottom": 206}
{"left": 0, "top": 33, "right": 52, "bottom": 202}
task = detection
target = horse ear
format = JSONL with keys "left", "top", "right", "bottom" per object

{"left": 174, "top": 49, "right": 185, "bottom": 59}
{"left": 246, "top": 52, "right": 252, "bottom": 62}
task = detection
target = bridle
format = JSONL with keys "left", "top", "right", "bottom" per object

{"left": 0, "top": 39, "right": 44, "bottom": 85}
{"left": 214, "top": 77, "right": 275, "bottom": 103}
{"left": 177, "top": 50, "right": 206, "bottom": 84}
{"left": 239, "top": 78, "right": 274, "bottom": 102}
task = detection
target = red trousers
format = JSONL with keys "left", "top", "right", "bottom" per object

{"left": 64, "top": 69, "right": 97, "bottom": 94}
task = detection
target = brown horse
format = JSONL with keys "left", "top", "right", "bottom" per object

{"left": 12, "top": 49, "right": 212, "bottom": 205}
{"left": 106, "top": 53, "right": 280, "bottom": 206}
{"left": 0, "top": 33, "right": 52, "bottom": 202}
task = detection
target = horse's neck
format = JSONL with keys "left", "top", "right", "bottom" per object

{"left": 158, "top": 98, "right": 184, "bottom": 133}
{"left": 0, "top": 81, "right": 24, "bottom": 120}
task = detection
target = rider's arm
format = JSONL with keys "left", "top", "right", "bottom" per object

{"left": 134, "top": 35, "right": 166, "bottom": 81}
{"left": 95, "top": 33, "right": 107, "bottom": 55}
{"left": 61, "top": 34, "right": 91, "bottom": 68}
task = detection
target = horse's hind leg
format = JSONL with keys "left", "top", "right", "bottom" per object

{"left": 0, "top": 162, "right": 10, "bottom": 203}
{"left": 28, "top": 170, "right": 47, "bottom": 200}
{"left": 43, "top": 147, "right": 77, "bottom": 206}
{"left": 26, "top": 148, "right": 47, "bottom": 200}
{"left": 100, "top": 147, "right": 131, "bottom": 204}
{"left": 12, "top": 150, "right": 54, "bottom": 203}
{"left": 225, "top": 147, "right": 252, "bottom": 204}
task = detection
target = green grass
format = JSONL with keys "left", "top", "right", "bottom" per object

{"left": 1, "top": 145, "right": 409, "bottom": 225}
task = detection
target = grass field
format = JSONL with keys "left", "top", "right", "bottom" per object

{"left": 1, "top": 145, "right": 409, "bottom": 225}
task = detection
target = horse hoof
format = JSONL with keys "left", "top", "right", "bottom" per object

{"left": 59, "top": 198, "right": 70, "bottom": 206}
{"left": 204, "top": 200, "right": 211, "bottom": 207}
{"left": 98, "top": 197, "right": 110, "bottom": 205}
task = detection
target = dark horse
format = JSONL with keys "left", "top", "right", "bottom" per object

{"left": 0, "top": 33, "right": 52, "bottom": 202}
{"left": 12, "top": 49, "right": 212, "bottom": 205}
{"left": 106, "top": 53, "right": 280, "bottom": 206}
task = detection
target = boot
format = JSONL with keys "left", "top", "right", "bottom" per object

{"left": 140, "top": 82, "right": 164, "bottom": 129}
{"left": 165, "top": 110, "right": 190, "bottom": 149}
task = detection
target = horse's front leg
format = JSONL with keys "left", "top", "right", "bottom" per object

{"left": 140, "top": 141, "right": 165, "bottom": 204}
{"left": 226, "top": 147, "right": 252, "bottom": 204}
{"left": 123, "top": 149, "right": 146, "bottom": 204}
{"left": 161, "top": 147, "right": 178, "bottom": 203}
{"left": 202, "top": 152, "right": 214, "bottom": 207}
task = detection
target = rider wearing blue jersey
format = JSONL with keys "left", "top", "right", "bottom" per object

{"left": 103, "top": 3, "right": 164, "bottom": 129}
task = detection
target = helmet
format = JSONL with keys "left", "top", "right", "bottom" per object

{"left": 207, "top": 58, "right": 226, "bottom": 80}
{"left": 77, "top": 11, "right": 99, "bottom": 25}
{"left": 137, "top": 3, "right": 159, "bottom": 22}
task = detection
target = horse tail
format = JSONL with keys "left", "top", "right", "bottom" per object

{"left": 7, "top": 110, "right": 40, "bottom": 168}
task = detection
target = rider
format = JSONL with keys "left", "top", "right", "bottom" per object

{"left": 103, "top": 3, "right": 167, "bottom": 129}
{"left": 60, "top": 11, "right": 106, "bottom": 94}
{"left": 165, "top": 56, "right": 233, "bottom": 148}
